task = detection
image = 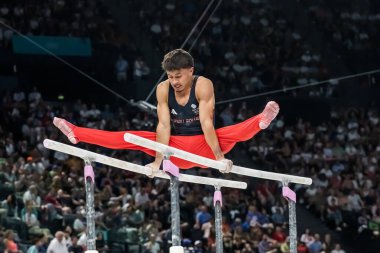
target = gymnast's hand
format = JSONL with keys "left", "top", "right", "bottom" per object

{"left": 218, "top": 158, "right": 233, "bottom": 173}
{"left": 145, "top": 160, "right": 161, "bottom": 178}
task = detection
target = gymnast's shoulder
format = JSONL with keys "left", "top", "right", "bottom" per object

{"left": 196, "top": 76, "right": 214, "bottom": 91}
{"left": 156, "top": 80, "right": 170, "bottom": 99}
{"left": 157, "top": 79, "right": 170, "bottom": 90}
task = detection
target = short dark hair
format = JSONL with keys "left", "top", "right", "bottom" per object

{"left": 161, "top": 49, "right": 194, "bottom": 71}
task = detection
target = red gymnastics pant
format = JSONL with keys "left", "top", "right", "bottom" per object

{"left": 73, "top": 113, "right": 263, "bottom": 169}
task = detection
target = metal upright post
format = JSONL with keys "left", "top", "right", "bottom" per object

{"left": 170, "top": 173, "right": 181, "bottom": 246}
{"left": 163, "top": 157, "right": 184, "bottom": 253}
{"left": 213, "top": 186, "right": 223, "bottom": 253}
{"left": 282, "top": 181, "right": 297, "bottom": 253}
{"left": 84, "top": 160, "right": 98, "bottom": 253}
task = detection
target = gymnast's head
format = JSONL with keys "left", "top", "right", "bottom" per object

{"left": 162, "top": 49, "right": 194, "bottom": 93}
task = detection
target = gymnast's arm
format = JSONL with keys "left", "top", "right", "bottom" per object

{"left": 152, "top": 82, "right": 171, "bottom": 166}
{"left": 198, "top": 78, "right": 233, "bottom": 172}
{"left": 197, "top": 77, "right": 224, "bottom": 160}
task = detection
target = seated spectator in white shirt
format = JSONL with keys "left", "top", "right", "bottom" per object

{"left": 143, "top": 233, "right": 160, "bottom": 253}
{"left": 300, "top": 228, "right": 315, "bottom": 247}
{"left": 47, "top": 231, "right": 69, "bottom": 253}
{"left": 331, "top": 243, "right": 346, "bottom": 253}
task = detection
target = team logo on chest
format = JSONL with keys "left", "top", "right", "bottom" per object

{"left": 191, "top": 104, "right": 199, "bottom": 114}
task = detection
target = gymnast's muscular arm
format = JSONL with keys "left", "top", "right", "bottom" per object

{"left": 197, "top": 77, "right": 233, "bottom": 172}
{"left": 197, "top": 78, "right": 223, "bottom": 159}
{"left": 146, "top": 81, "right": 171, "bottom": 174}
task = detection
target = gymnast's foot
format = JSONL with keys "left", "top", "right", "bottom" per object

{"left": 53, "top": 117, "right": 79, "bottom": 144}
{"left": 259, "top": 101, "right": 280, "bottom": 129}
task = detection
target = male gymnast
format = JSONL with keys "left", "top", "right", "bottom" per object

{"left": 54, "top": 49, "right": 279, "bottom": 177}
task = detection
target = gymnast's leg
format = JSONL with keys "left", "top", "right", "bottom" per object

{"left": 216, "top": 101, "right": 280, "bottom": 153}
{"left": 53, "top": 101, "right": 279, "bottom": 169}
{"left": 53, "top": 118, "right": 157, "bottom": 156}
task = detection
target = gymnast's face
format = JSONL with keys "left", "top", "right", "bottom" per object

{"left": 167, "top": 67, "right": 194, "bottom": 93}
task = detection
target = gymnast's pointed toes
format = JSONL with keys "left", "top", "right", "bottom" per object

{"left": 53, "top": 117, "right": 62, "bottom": 128}
{"left": 259, "top": 101, "right": 280, "bottom": 129}
{"left": 53, "top": 117, "right": 79, "bottom": 144}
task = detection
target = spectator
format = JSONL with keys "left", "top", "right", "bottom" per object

{"left": 133, "top": 57, "right": 151, "bottom": 80}
{"left": 271, "top": 206, "right": 286, "bottom": 225}
{"left": 77, "top": 232, "right": 87, "bottom": 250}
{"left": 46, "top": 231, "right": 68, "bottom": 253}
{"left": 194, "top": 205, "right": 212, "bottom": 229}
{"left": 331, "top": 243, "right": 346, "bottom": 253}
{"left": 67, "top": 235, "right": 83, "bottom": 253}
{"left": 63, "top": 226, "right": 73, "bottom": 248}
{"left": 135, "top": 186, "right": 150, "bottom": 209}
{"left": 3, "top": 230, "right": 22, "bottom": 253}
{"left": 308, "top": 233, "right": 323, "bottom": 253}
{"left": 347, "top": 189, "right": 363, "bottom": 213}
{"left": 279, "top": 237, "right": 290, "bottom": 253}
{"left": 297, "top": 242, "right": 308, "bottom": 253}
{"left": 326, "top": 191, "right": 344, "bottom": 230}
{"left": 322, "top": 233, "right": 333, "bottom": 253}
{"left": 28, "top": 87, "right": 42, "bottom": 106}
{"left": 300, "top": 228, "right": 314, "bottom": 247}
{"left": 1, "top": 194, "right": 19, "bottom": 219}
{"left": 23, "top": 185, "right": 41, "bottom": 206}
{"left": 44, "top": 189, "right": 68, "bottom": 220}
{"left": 26, "top": 235, "right": 46, "bottom": 253}
{"left": 115, "top": 55, "right": 128, "bottom": 83}
{"left": 21, "top": 201, "right": 51, "bottom": 236}
{"left": 143, "top": 233, "right": 160, "bottom": 253}
{"left": 73, "top": 207, "right": 86, "bottom": 234}
{"left": 257, "top": 234, "right": 277, "bottom": 253}
{"left": 272, "top": 226, "right": 286, "bottom": 243}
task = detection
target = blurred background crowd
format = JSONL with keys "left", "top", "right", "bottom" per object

{"left": 0, "top": 0, "right": 379, "bottom": 253}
